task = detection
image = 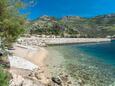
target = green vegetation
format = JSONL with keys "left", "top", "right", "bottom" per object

{"left": 0, "top": 0, "right": 26, "bottom": 49}
{"left": 0, "top": 67, "right": 11, "bottom": 86}
{"left": 30, "top": 16, "right": 63, "bottom": 36}
{"left": 29, "top": 15, "right": 115, "bottom": 38}
{"left": 0, "top": 0, "right": 27, "bottom": 85}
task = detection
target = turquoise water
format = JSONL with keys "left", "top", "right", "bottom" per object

{"left": 76, "top": 41, "right": 115, "bottom": 65}
{"left": 47, "top": 41, "right": 115, "bottom": 86}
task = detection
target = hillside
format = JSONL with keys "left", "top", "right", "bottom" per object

{"left": 29, "top": 14, "right": 115, "bottom": 38}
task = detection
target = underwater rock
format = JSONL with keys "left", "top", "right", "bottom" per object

{"left": 51, "top": 77, "right": 62, "bottom": 85}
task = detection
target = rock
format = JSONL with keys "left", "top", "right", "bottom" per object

{"left": 0, "top": 52, "right": 3, "bottom": 56}
{"left": 59, "top": 73, "right": 63, "bottom": 76}
{"left": 60, "top": 75, "right": 68, "bottom": 82}
{"left": 39, "top": 42, "right": 47, "bottom": 47}
{"left": 8, "top": 56, "right": 38, "bottom": 70}
{"left": 9, "top": 74, "right": 24, "bottom": 86}
{"left": 39, "top": 70, "right": 44, "bottom": 73}
{"left": 67, "top": 81, "right": 72, "bottom": 84}
{"left": 0, "top": 61, "right": 10, "bottom": 68}
{"left": 51, "top": 77, "right": 62, "bottom": 85}
{"left": 22, "top": 79, "right": 43, "bottom": 86}
{"left": 9, "top": 73, "right": 45, "bottom": 86}
{"left": 35, "top": 73, "right": 42, "bottom": 80}
{"left": 65, "top": 75, "right": 69, "bottom": 78}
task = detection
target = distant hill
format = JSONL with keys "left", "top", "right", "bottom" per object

{"left": 29, "top": 14, "right": 115, "bottom": 38}
{"left": 91, "top": 14, "right": 115, "bottom": 25}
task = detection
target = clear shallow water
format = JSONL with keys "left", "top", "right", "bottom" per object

{"left": 47, "top": 41, "right": 115, "bottom": 86}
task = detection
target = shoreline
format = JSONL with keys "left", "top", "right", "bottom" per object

{"left": 12, "top": 44, "right": 47, "bottom": 67}
{"left": 9, "top": 43, "right": 77, "bottom": 85}
{"left": 18, "top": 37, "right": 111, "bottom": 47}
{"left": 44, "top": 42, "right": 115, "bottom": 86}
{"left": 44, "top": 38, "right": 111, "bottom": 45}
{"left": 10, "top": 44, "right": 51, "bottom": 85}
{"left": 8, "top": 37, "right": 112, "bottom": 86}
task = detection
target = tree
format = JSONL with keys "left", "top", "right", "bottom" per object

{"left": 0, "top": 0, "right": 26, "bottom": 49}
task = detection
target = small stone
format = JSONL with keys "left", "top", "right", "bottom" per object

{"left": 46, "top": 64, "right": 49, "bottom": 67}
{"left": 65, "top": 75, "right": 68, "bottom": 78}
{"left": 47, "top": 77, "right": 50, "bottom": 79}
{"left": 60, "top": 76, "right": 68, "bottom": 82}
{"left": 67, "top": 81, "right": 72, "bottom": 84}
{"left": 35, "top": 73, "right": 41, "bottom": 80}
{"left": 59, "top": 73, "right": 63, "bottom": 75}
{"left": 53, "top": 65, "right": 56, "bottom": 68}
{"left": 51, "top": 77, "right": 62, "bottom": 85}
{"left": 39, "top": 70, "right": 44, "bottom": 73}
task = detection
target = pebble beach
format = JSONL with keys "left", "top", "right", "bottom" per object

{"left": 8, "top": 37, "right": 112, "bottom": 86}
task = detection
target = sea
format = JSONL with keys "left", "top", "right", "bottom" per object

{"left": 46, "top": 40, "right": 115, "bottom": 86}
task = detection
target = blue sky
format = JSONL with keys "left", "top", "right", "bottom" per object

{"left": 20, "top": 0, "right": 115, "bottom": 20}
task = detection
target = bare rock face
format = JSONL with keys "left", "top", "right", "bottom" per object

{"left": 9, "top": 73, "right": 45, "bottom": 86}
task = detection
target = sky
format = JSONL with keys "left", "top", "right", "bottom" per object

{"left": 20, "top": 0, "right": 115, "bottom": 20}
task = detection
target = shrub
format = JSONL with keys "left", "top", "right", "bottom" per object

{"left": 0, "top": 67, "right": 11, "bottom": 86}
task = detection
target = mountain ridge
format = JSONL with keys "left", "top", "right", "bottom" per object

{"left": 29, "top": 14, "right": 115, "bottom": 38}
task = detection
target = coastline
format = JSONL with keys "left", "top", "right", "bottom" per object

{"left": 9, "top": 40, "right": 81, "bottom": 85}
{"left": 44, "top": 42, "right": 115, "bottom": 86}
{"left": 8, "top": 37, "right": 113, "bottom": 86}
{"left": 18, "top": 37, "right": 111, "bottom": 46}
{"left": 13, "top": 44, "right": 48, "bottom": 67}
{"left": 44, "top": 38, "right": 111, "bottom": 45}
{"left": 9, "top": 44, "right": 51, "bottom": 85}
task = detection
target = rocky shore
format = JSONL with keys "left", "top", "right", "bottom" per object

{"left": 8, "top": 44, "right": 74, "bottom": 86}
{"left": 7, "top": 37, "right": 112, "bottom": 86}
{"left": 18, "top": 36, "right": 111, "bottom": 47}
